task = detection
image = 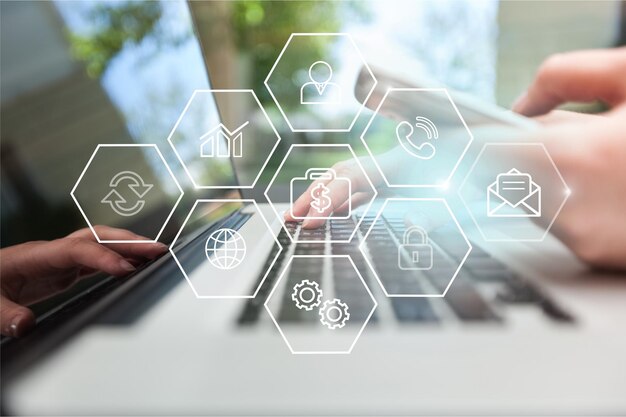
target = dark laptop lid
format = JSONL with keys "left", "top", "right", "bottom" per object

{"left": 0, "top": 0, "right": 243, "bottom": 247}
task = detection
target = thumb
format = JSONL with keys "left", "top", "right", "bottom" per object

{"left": 1, "top": 295, "right": 36, "bottom": 338}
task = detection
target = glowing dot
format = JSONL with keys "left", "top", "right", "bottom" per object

{"left": 565, "top": 188, "right": 572, "bottom": 196}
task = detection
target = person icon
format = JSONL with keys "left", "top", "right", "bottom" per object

{"left": 300, "top": 61, "right": 342, "bottom": 105}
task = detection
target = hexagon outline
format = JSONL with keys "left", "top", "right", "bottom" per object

{"left": 264, "top": 32, "right": 378, "bottom": 133}
{"left": 263, "top": 143, "right": 378, "bottom": 244}
{"left": 166, "top": 89, "right": 281, "bottom": 189}
{"left": 458, "top": 142, "right": 571, "bottom": 242}
{"left": 360, "top": 87, "right": 474, "bottom": 188}
{"left": 264, "top": 254, "right": 378, "bottom": 354}
{"left": 358, "top": 197, "right": 472, "bottom": 297}
{"left": 70, "top": 143, "right": 184, "bottom": 244}
{"left": 169, "top": 198, "right": 283, "bottom": 299}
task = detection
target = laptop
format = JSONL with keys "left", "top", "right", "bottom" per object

{"left": 2, "top": 1, "right": 625, "bottom": 415}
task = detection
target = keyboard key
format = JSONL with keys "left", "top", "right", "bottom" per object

{"left": 239, "top": 215, "right": 572, "bottom": 329}
{"left": 539, "top": 300, "right": 574, "bottom": 323}
{"left": 443, "top": 280, "right": 501, "bottom": 322}
{"left": 497, "top": 281, "right": 543, "bottom": 303}
{"left": 294, "top": 245, "right": 324, "bottom": 255}
{"left": 496, "top": 280, "right": 574, "bottom": 323}
{"left": 380, "top": 275, "right": 427, "bottom": 294}
{"left": 339, "top": 300, "right": 375, "bottom": 322}
{"left": 468, "top": 269, "right": 516, "bottom": 283}
{"left": 391, "top": 298, "right": 439, "bottom": 323}
{"left": 277, "top": 301, "right": 319, "bottom": 323}
{"left": 464, "top": 257, "right": 509, "bottom": 271}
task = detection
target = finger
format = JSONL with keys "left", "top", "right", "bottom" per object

{"left": 300, "top": 216, "right": 325, "bottom": 230}
{"left": 533, "top": 109, "right": 606, "bottom": 126}
{"left": 103, "top": 242, "right": 167, "bottom": 260}
{"left": 335, "top": 192, "right": 374, "bottom": 215}
{"left": 284, "top": 184, "right": 316, "bottom": 221}
{"left": 41, "top": 239, "right": 138, "bottom": 277}
{"left": 302, "top": 179, "right": 352, "bottom": 229}
{"left": 513, "top": 48, "right": 626, "bottom": 117}
{"left": 0, "top": 295, "right": 36, "bottom": 338}
{"left": 284, "top": 161, "right": 375, "bottom": 222}
{"left": 284, "top": 176, "right": 334, "bottom": 222}
{"left": 67, "top": 227, "right": 166, "bottom": 259}
{"left": 68, "top": 226, "right": 148, "bottom": 242}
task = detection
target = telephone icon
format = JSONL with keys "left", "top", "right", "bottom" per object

{"left": 395, "top": 116, "right": 439, "bottom": 160}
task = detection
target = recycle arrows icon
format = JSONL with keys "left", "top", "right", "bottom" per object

{"left": 101, "top": 171, "right": 154, "bottom": 217}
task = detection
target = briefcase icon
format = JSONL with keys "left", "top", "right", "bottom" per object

{"left": 398, "top": 226, "right": 433, "bottom": 270}
{"left": 290, "top": 168, "right": 352, "bottom": 220}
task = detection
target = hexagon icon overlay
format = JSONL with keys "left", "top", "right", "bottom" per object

{"left": 360, "top": 88, "right": 473, "bottom": 188}
{"left": 264, "top": 255, "right": 377, "bottom": 354}
{"left": 71, "top": 144, "right": 183, "bottom": 244}
{"left": 265, "top": 33, "right": 377, "bottom": 132}
{"left": 167, "top": 89, "right": 281, "bottom": 189}
{"left": 170, "top": 199, "right": 282, "bottom": 299}
{"left": 359, "top": 198, "right": 472, "bottom": 297}
{"left": 264, "top": 144, "right": 377, "bottom": 244}
{"left": 458, "top": 142, "right": 570, "bottom": 242}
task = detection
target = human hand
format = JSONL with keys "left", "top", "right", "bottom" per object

{"left": 0, "top": 226, "right": 167, "bottom": 337}
{"left": 513, "top": 48, "right": 626, "bottom": 269}
{"left": 284, "top": 156, "right": 383, "bottom": 229}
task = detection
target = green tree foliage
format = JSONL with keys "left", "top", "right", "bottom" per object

{"left": 68, "top": 1, "right": 181, "bottom": 78}
{"left": 67, "top": 0, "right": 370, "bottom": 110}
{"left": 230, "top": 1, "right": 370, "bottom": 107}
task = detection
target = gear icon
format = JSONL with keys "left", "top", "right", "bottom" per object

{"left": 291, "top": 280, "right": 323, "bottom": 311}
{"left": 319, "top": 298, "right": 350, "bottom": 330}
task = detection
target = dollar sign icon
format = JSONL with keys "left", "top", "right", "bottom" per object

{"left": 310, "top": 183, "right": 332, "bottom": 214}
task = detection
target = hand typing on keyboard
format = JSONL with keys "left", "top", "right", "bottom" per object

{"left": 284, "top": 157, "right": 383, "bottom": 229}
{"left": 286, "top": 48, "right": 626, "bottom": 270}
{"left": 512, "top": 48, "right": 626, "bottom": 269}
{"left": 0, "top": 226, "right": 167, "bottom": 338}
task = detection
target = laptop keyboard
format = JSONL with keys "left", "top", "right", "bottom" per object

{"left": 2, "top": 210, "right": 572, "bottom": 347}
{"left": 239, "top": 214, "right": 573, "bottom": 326}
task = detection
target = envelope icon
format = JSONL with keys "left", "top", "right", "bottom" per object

{"left": 487, "top": 168, "right": 541, "bottom": 217}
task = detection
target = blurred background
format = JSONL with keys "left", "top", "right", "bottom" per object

{"left": 1, "top": 0, "right": 624, "bottom": 247}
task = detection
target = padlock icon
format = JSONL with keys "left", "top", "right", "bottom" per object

{"left": 290, "top": 168, "right": 352, "bottom": 220}
{"left": 398, "top": 226, "right": 433, "bottom": 270}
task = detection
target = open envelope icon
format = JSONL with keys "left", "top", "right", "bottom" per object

{"left": 487, "top": 168, "right": 542, "bottom": 217}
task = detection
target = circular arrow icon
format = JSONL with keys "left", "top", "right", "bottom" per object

{"left": 101, "top": 171, "right": 154, "bottom": 217}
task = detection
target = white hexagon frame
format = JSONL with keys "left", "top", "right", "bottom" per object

{"left": 170, "top": 198, "right": 283, "bottom": 299}
{"left": 359, "top": 197, "right": 472, "bottom": 298}
{"left": 70, "top": 144, "right": 183, "bottom": 244}
{"left": 264, "top": 32, "right": 377, "bottom": 133}
{"left": 360, "top": 88, "right": 473, "bottom": 188}
{"left": 458, "top": 142, "right": 571, "bottom": 242}
{"left": 166, "top": 89, "right": 281, "bottom": 189}
{"left": 264, "top": 143, "right": 378, "bottom": 244}
{"left": 264, "top": 254, "right": 377, "bottom": 355}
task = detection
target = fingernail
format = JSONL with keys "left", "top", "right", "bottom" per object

{"left": 154, "top": 242, "right": 168, "bottom": 251}
{"left": 9, "top": 316, "right": 21, "bottom": 338}
{"left": 119, "top": 259, "right": 136, "bottom": 272}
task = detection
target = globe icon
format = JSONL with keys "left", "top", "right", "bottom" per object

{"left": 205, "top": 228, "right": 247, "bottom": 270}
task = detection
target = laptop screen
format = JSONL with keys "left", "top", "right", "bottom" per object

{"left": 0, "top": 0, "right": 242, "bottom": 246}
